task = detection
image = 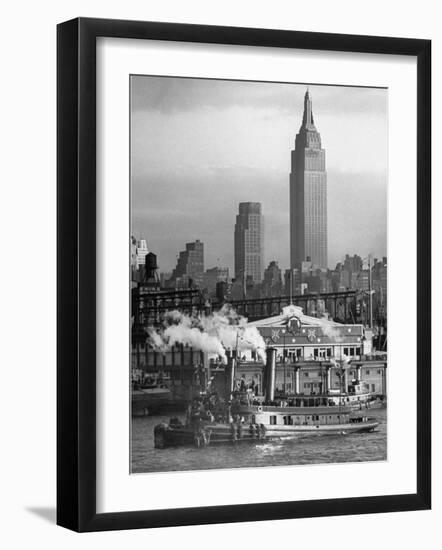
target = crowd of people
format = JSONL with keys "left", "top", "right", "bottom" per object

{"left": 185, "top": 390, "right": 257, "bottom": 427}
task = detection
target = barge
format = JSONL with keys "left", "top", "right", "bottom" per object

{"left": 132, "top": 373, "right": 174, "bottom": 417}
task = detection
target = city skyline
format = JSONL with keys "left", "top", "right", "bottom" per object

{"left": 131, "top": 76, "right": 387, "bottom": 274}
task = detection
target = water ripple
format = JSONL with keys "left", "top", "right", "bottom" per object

{"left": 131, "top": 409, "right": 387, "bottom": 473}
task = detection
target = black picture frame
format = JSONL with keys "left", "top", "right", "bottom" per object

{"left": 57, "top": 17, "right": 431, "bottom": 532}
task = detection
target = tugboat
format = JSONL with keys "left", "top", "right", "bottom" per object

{"left": 154, "top": 348, "right": 378, "bottom": 448}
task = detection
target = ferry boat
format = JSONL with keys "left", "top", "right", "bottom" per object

{"left": 154, "top": 405, "right": 378, "bottom": 448}
{"left": 154, "top": 348, "right": 379, "bottom": 448}
{"left": 293, "top": 379, "right": 386, "bottom": 411}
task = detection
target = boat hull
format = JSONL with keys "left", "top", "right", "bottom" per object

{"left": 132, "top": 388, "right": 186, "bottom": 416}
{"left": 154, "top": 419, "right": 379, "bottom": 448}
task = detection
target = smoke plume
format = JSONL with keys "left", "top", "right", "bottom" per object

{"left": 147, "top": 305, "right": 266, "bottom": 363}
{"left": 320, "top": 323, "right": 344, "bottom": 343}
{"left": 330, "top": 354, "right": 350, "bottom": 369}
{"left": 318, "top": 313, "right": 344, "bottom": 343}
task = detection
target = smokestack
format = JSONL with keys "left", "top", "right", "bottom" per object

{"left": 265, "top": 347, "right": 277, "bottom": 402}
{"left": 201, "top": 351, "right": 210, "bottom": 390}
{"left": 225, "top": 353, "right": 236, "bottom": 397}
{"left": 202, "top": 351, "right": 210, "bottom": 374}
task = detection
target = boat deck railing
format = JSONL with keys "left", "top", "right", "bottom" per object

{"left": 245, "top": 405, "right": 352, "bottom": 415}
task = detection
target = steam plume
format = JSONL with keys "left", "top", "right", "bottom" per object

{"left": 318, "top": 313, "right": 344, "bottom": 343}
{"left": 330, "top": 354, "right": 350, "bottom": 368}
{"left": 147, "top": 305, "right": 266, "bottom": 363}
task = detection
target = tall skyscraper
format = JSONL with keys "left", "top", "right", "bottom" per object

{"left": 136, "top": 239, "right": 149, "bottom": 268}
{"left": 169, "top": 240, "right": 204, "bottom": 288}
{"left": 290, "top": 90, "right": 328, "bottom": 269}
{"left": 234, "top": 202, "right": 263, "bottom": 283}
{"left": 262, "top": 261, "right": 283, "bottom": 297}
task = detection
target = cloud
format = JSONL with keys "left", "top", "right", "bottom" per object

{"left": 131, "top": 75, "right": 387, "bottom": 118}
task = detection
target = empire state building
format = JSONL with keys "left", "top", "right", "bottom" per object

{"left": 290, "top": 90, "right": 328, "bottom": 269}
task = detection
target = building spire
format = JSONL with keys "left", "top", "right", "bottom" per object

{"left": 302, "top": 89, "right": 315, "bottom": 129}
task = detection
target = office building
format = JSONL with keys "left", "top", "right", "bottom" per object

{"left": 290, "top": 90, "right": 328, "bottom": 269}
{"left": 136, "top": 239, "right": 149, "bottom": 269}
{"left": 234, "top": 202, "right": 264, "bottom": 283}
{"left": 169, "top": 240, "right": 204, "bottom": 288}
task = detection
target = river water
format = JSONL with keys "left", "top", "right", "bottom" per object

{"left": 131, "top": 408, "right": 386, "bottom": 474}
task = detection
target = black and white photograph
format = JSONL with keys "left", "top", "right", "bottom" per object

{"left": 0, "top": 0, "right": 435, "bottom": 542}
{"left": 130, "top": 76, "right": 388, "bottom": 474}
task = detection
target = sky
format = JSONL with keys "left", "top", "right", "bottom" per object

{"left": 131, "top": 76, "right": 387, "bottom": 275}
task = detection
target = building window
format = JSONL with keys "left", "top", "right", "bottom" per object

{"left": 377, "top": 369, "right": 382, "bottom": 375}
{"left": 366, "top": 370, "right": 370, "bottom": 375}
{"left": 304, "top": 372, "right": 309, "bottom": 377}
{"left": 315, "top": 347, "right": 331, "bottom": 359}
{"left": 270, "top": 416, "right": 277, "bottom": 425}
